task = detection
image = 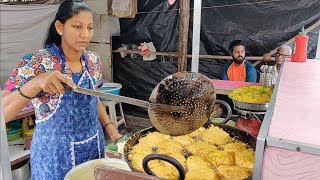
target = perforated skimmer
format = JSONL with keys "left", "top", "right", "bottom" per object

{"left": 64, "top": 72, "right": 216, "bottom": 136}
{"left": 148, "top": 72, "right": 216, "bottom": 135}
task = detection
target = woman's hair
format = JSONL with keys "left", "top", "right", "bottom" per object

{"left": 44, "top": 0, "right": 91, "bottom": 47}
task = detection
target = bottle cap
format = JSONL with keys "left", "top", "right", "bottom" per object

{"left": 299, "top": 27, "right": 306, "bottom": 35}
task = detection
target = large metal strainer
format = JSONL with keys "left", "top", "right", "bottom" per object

{"left": 148, "top": 72, "right": 216, "bottom": 135}
{"left": 64, "top": 72, "right": 216, "bottom": 136}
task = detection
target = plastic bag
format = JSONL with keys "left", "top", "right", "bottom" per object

{"left": 138, "top": 42, "right": 156, "bottom": 61}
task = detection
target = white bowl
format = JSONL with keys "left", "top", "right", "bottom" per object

{"left": 64, "top": 158, "right": 130, "bottom": 180}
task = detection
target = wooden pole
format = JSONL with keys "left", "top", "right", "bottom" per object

{"left": 113, "top": 50, "right": 274, "bottom": 61}
{"left": 177, "top": 0, "right": 190, "bottom": 72}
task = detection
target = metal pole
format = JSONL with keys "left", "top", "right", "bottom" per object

{"left": 0, "top": 95, "right": 12, "bottom": 180}
{"left": 191, "top": 0, "right": 202, "bottom": 72}
{"left": 316, "top": 29, "right": 320, "bottom": 60}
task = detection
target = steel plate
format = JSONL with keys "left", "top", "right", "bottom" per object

{"left": 232, "top": 99, "right": 269, "bottom": 112}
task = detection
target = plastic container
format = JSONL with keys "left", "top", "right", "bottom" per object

{"left": 22, "top": 117, "right": 29, "bottom": 139}
{"left": 99, "top": 83, "right": 122, "bottom": 101}
{"left": 291, "top": 27, "right": 309, "bottom": 62}
{"left": 6, "top": 121, "right": 22, "bottom": 141}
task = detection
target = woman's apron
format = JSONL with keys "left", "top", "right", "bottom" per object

{"left": 30, "top": 50, "right": 105, "bottom": 180}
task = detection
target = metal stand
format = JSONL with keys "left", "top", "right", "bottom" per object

{"left": 234, "top": 107, "right": 266, "bottom": 115}
{"left": 233, "top": 106, "right": 265, "bottom": 122}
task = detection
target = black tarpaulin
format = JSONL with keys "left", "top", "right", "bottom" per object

{"left": 114, "top": 0, "right": 320, "bottom": 117}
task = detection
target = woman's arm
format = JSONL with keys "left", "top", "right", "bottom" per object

{"left": 97, "top": 100, "right": 122, "bottom": 142}
{"left": 2, "top": 71, "right": 75, "bottom": 122}
{"left": 2, "top": 78, "right": 41, "bottom": 122}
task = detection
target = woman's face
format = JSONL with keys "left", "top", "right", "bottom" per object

{"left": 56, "top": 11, "right": 93, "bottom": 52}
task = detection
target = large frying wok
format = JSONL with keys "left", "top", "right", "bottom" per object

{"left": 123, "top": 122, "right": 257, "bottom": 179}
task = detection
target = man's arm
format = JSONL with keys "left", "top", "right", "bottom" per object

{"left": 220, "top": 63, "right": 230, "bottom": 80}
{"left": 246, "top": 62, "right": 257, "bottom": 82}
{"left": 97, "top": 101, "right": 122, "bottom": 142}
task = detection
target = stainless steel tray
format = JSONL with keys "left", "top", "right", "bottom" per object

{"left": 232, "top": 99, "right": 269, "bottom": 112}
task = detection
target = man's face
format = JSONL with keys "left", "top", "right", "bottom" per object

{"left": 275, "top": 48, "right": 290, "bottom": 65}
{"left": 231, "top": 45, "right": 246, "bottom": 65}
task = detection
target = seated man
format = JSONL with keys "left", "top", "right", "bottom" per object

{"left": 221, "top": 40, "right": 257, "bottom": 82}
{"left": 261, "top": 45, "right": 292, "bottom": 85}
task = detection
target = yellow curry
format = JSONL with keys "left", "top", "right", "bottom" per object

{"left": 228, "top": 85, "right": 273, "bottom": 104}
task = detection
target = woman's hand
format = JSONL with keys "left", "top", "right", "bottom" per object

{"left": 35, "top": 70, "right": 76, "bottom": 95}
{"left": 2, "top": 70, "right": 75, "bottom": 122}
{"left": 107, "top": 129, "right": 123, "bottom": 142}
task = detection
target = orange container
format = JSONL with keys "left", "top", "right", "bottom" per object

{"left": 291, "top": 28, "right": 309, "bottom": 62}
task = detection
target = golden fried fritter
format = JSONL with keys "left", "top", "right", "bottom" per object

{"left": 186, "top": 141, "right": 218, "bottom": 158}
{"left": 138, "top": 132, "right": 170, "bottom": 148}
{"left": 202, "top": 126, "right": 233, "bottom": 145}
{"left": 217, "top": 165, "right": 251, "bottom": 180}
{"left": 186, "top": 156, "right": 212, "bottom": 170}
{"left": 157, "top": 139, "right": 184, "bottom": 155}
{"left": 187, "top": 127, "right": 206, "bottom": 139}
{"left": 185, "top": 168, "right": 219, "bottom": 180}
{"left": 128, "top": 153, "right": 150, "bottom": 172}
{"left": 150, "top": 163, "right": 179, "bottom": 180}
{"left": 234, "top": 149, "right": 255, "bottom": 169}
{"left": 219, "top": 142, "right": 247, "bottom": 153}
{"left": 165, "top": 153, "right": 187, "bottom": 170}
{"left": 129, "top": 143, "right": 153, "bottom": 155}
{"left": 172, "top": 135, "right": 195, "bottom": 147}
{"left": 207, "top": 151, "right": 235, "bottom": 167}
{"left": 147, "top": 159, "right": 164, "bottom": 169}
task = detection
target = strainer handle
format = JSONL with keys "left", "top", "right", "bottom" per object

{"left": 149, "top": 103, "right": 194, "bottom": 113}
{"left": 142, "top": 154, "right": 185, "bottom": 180}
{"left": 215, "top": 100, "right": 232, "bottom": 124}
{"left": 62, "top": 82, "right": 193, "bottom": 113}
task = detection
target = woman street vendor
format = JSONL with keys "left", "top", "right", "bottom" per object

{"left": 1, "top": 0, "right": 123, "bottom": 179}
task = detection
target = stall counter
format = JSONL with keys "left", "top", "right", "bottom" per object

{"left": 254, "top": 60, "right": 320, "bottom": 179}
